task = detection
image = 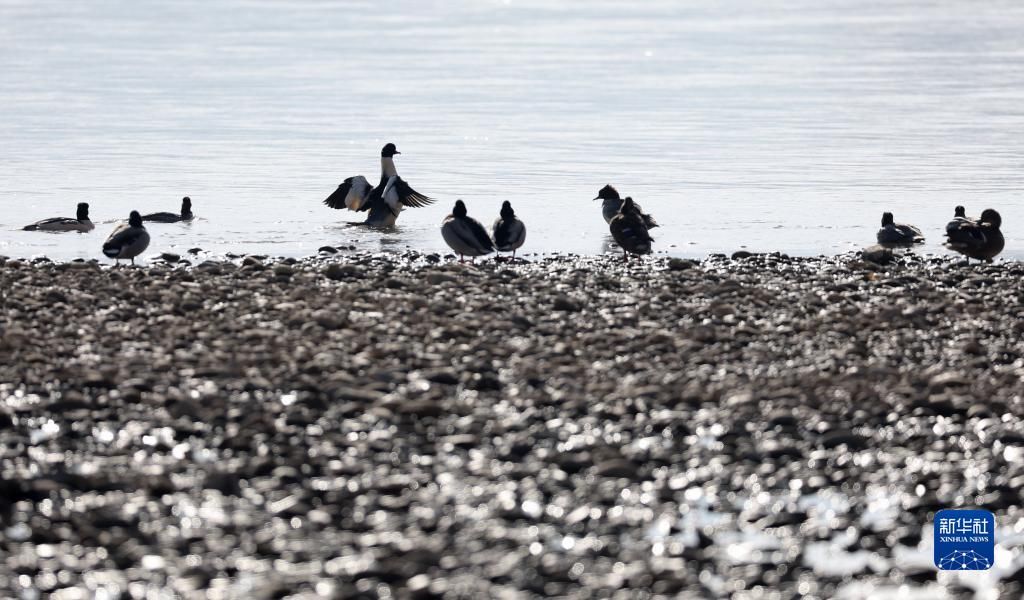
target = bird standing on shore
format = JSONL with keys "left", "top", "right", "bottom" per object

{"left": 102, "top": 211, "right": 150, "bottom": 265}
{"left": 594, "top": 185, "right": 658, "bottom": 229}
{"left": 945, "top": 205, "right": 972, "bottom": 235}
{"left": 946, "top": 208, "right": 1004, "bottom": 263}
{"left": 492, "top": 201, "right": 526, "bottom": 260}
{"left": 609, "top": 197, "right": 654, "bottom": 260}
{"left": 23, "top": 203, "right": 94, "bottom": 232}
{"left": 441, "top": 200, "right": 495, "bottom": 262}
{"left": 322, "top": 143, "right": 434, "bottom": 227}
{"left": 143, "top": 197, "right": 193, "bottom": 223}
{"left": 876, "top": 212, "right": 924, "bottom": 245}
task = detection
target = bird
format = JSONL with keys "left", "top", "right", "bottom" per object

{"left": 946, "top": 208, "right": 1004, "bottom": 263}
{"left": 492, "top": 201, "right": 526, "bottom": 260}
{"left": 322, "top": 143, "right": 434, "bottom": 227}
{"left": 23, "top": 202, "right": 95, "bottom": 232}
{"left": 102, "top": 211, "right": 151, "bottom": 265}
{"left": 594, "top": 185, "right": 658, "bottom": 229}
{"left": 945, "top": 205, "right": 973, "bottom": 235}
{"left": 609, "top": 197, "right": 654, "bottom": 260}
{"left": 876, "top": 212, "right": 924, "bottom": 244}
{"left": 441, "top": 200, "right": 495, "bottom": 262}
{"left": 142, "top": 197, "right": 193, "bottom": 223}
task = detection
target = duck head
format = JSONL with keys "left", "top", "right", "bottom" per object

{"left": 76, "top": 203, "right": 90, "bottom": 221}
{"left": 181, "top": 196, "right": 192, "bottom": 213}
{"left": 381, "top": 143, "right": 401, "bottom": 158}
{"left": 621, "top": 197, "right": 638, "bottom": 214}
{"left": 980, "top": 208, "right": 1001, "bottom": 229}
{"left": 594, "top": 185, "right": 620, "bottom": 201}
{"left": 453, "top": 200, "right": 468, "bottom": 218}
{"left": 129, "top": 210, "right": 143, "bottom": 228}
{"left": 954, "top": 205, "right": 966, "bottom": 218}
{"left": 500, "top": 200, "right": 515, "bottom": 219}
{"left": 881, "top": 212, "right": 895, "bottom": 227}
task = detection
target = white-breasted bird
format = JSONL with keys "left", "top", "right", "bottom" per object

{"left": 23, "top": 202, "right": 95, "bottom": 232}
{"left": 442, "top": 200, "right": 495, "bottom": 262}
{"left": 102, "top": 211, "right": 150, "bottom": 265}
{"left": 492, "top": 201, "right": 526, "bottom": 260}
{"left": 322, "top": 143, "right": 434, "bottom": 227}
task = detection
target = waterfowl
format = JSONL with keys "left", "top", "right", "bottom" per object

{"left": 945, "top": 205, "right": 973, "bottom": 235}
{"left": 441, "top": 200, "right": 495, "bottom": 262}
{"left": 102, "top": 211, "right": 150, "bottom": 265}
{"left": 492, "top": 201, "right": 526, "bottom": 260}
{"left": 23, "top": 203, "right": 94, "bottom": 232}
{"left": 143, "top": 197, "right": 193, "bottom": 223}
{"left": 594, "top": 185, "right": 658, "bottom": 229}
{"left": 322, "top": 143, "right": 434, "bottom": 227}
{"left": 946, "top": 208, "right": 1004, "bottom": 262}
{"left": 876, "top": 212, "right": 924, "bottom": 244}
{"left": 609, "top": 197, "right": 654, "bottom": 259}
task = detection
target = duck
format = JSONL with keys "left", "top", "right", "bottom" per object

{"left": 945, "top": 205, "right": 973, "bottom": 235}
{"left": 609, "top": 197, "right": 654, "bottom": 260}
{"left": 23, "top": 202, "right": 94, "bottom": 232}
{"left": 143, "top": 197, "right": 193, "bottom": 223}
{"left": 102, "top": 211, "right": 151, "bottom": 265}
{"left": 594, "top": 185, "right": 658, "bottom": 229}
{"left": 492, "top": 201, "right": 526, "bottom": 260}
{"left": 441, "top": 200, "right": 495, "bottom": 262}
{"left": 322, "top": 143, "right": 434, "bottom": 227}
{"left": 876, "top": 212, "right": 924, "bottom": 244}
{"left": 945, "top": 208, "right": 1004, "bottom": 263}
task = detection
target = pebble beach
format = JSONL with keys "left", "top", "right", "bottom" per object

{"left": 1, "top": 251, "right": 1023, "bottom": 599}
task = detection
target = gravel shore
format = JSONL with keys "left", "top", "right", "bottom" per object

{"left": 1, "top": 251, "right": 1023, "bottom": 599}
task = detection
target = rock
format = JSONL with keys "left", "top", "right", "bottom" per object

{"left": 318, "top": 246, "right": 339, "bottom": 254}
{"left": 595, "top": 458, "right": 637, "bottom": 479}
{"left": 667, "top": 258, "right": 698, "bottom": 271}
{"left": 861, "top": 245, "right": 894, "bottom": 265}
{"left": 324, "top": 264, "right": 361, "bottom": 281}
{"left": 552, "top": 295, "right": 580, "bottom": 312}
{"left": 159, "top": 253, "right": 181, "bottom": 263}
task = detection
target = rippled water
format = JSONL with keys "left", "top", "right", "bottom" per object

{"left": 1, "top": 0, "right": 1022, "bottom": 261}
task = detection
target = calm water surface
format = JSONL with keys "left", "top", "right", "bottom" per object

{"left": 1, "top": 0, "right": 1022, "bottom": 261}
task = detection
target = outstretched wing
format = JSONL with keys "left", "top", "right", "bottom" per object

{"left": 390, "top": 177, "right": 435, "bottom": 208}
{"left": 323, "top": 176, "right": 371, "bottom": 211}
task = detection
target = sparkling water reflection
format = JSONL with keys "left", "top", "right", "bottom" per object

{"left": 1, "top": 0, "right": 1022, "bottom": 261}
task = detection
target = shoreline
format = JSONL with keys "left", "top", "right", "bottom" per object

{"left": 1, "top": 252, "right": 1023, "bottom": 597}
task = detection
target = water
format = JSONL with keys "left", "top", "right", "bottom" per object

{"left": 1, "top": 0, "right": 1022, "bottom": 262}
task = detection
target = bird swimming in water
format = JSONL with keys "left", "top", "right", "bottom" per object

{"left": 102, "top": 211, "right": 150, "bottom": 265}
{"left": 143, "top": 197, "right": 193, "bottom": 223}
{"left": 594, "top": 185, "right": 658, "bottom": 229}
{"left": 876, "top": 212, "right": 924, "bottom": 245}
{"left": 441, "top": 200, "right": 495, "bottom": 262}
{"left": 322, "top": 143, "right": 434, "bottom": 227}
{"left": 946, "top": 208, "right": 1004, "bottom": 263}
{"left": 492, "top": 201, "right": 526, "bottom": 260}
{"left": 609, "top": 197, "right": 654, "bottom": 260}
{"left": 23, "top": 203, "right": 95, "bottom": 232}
